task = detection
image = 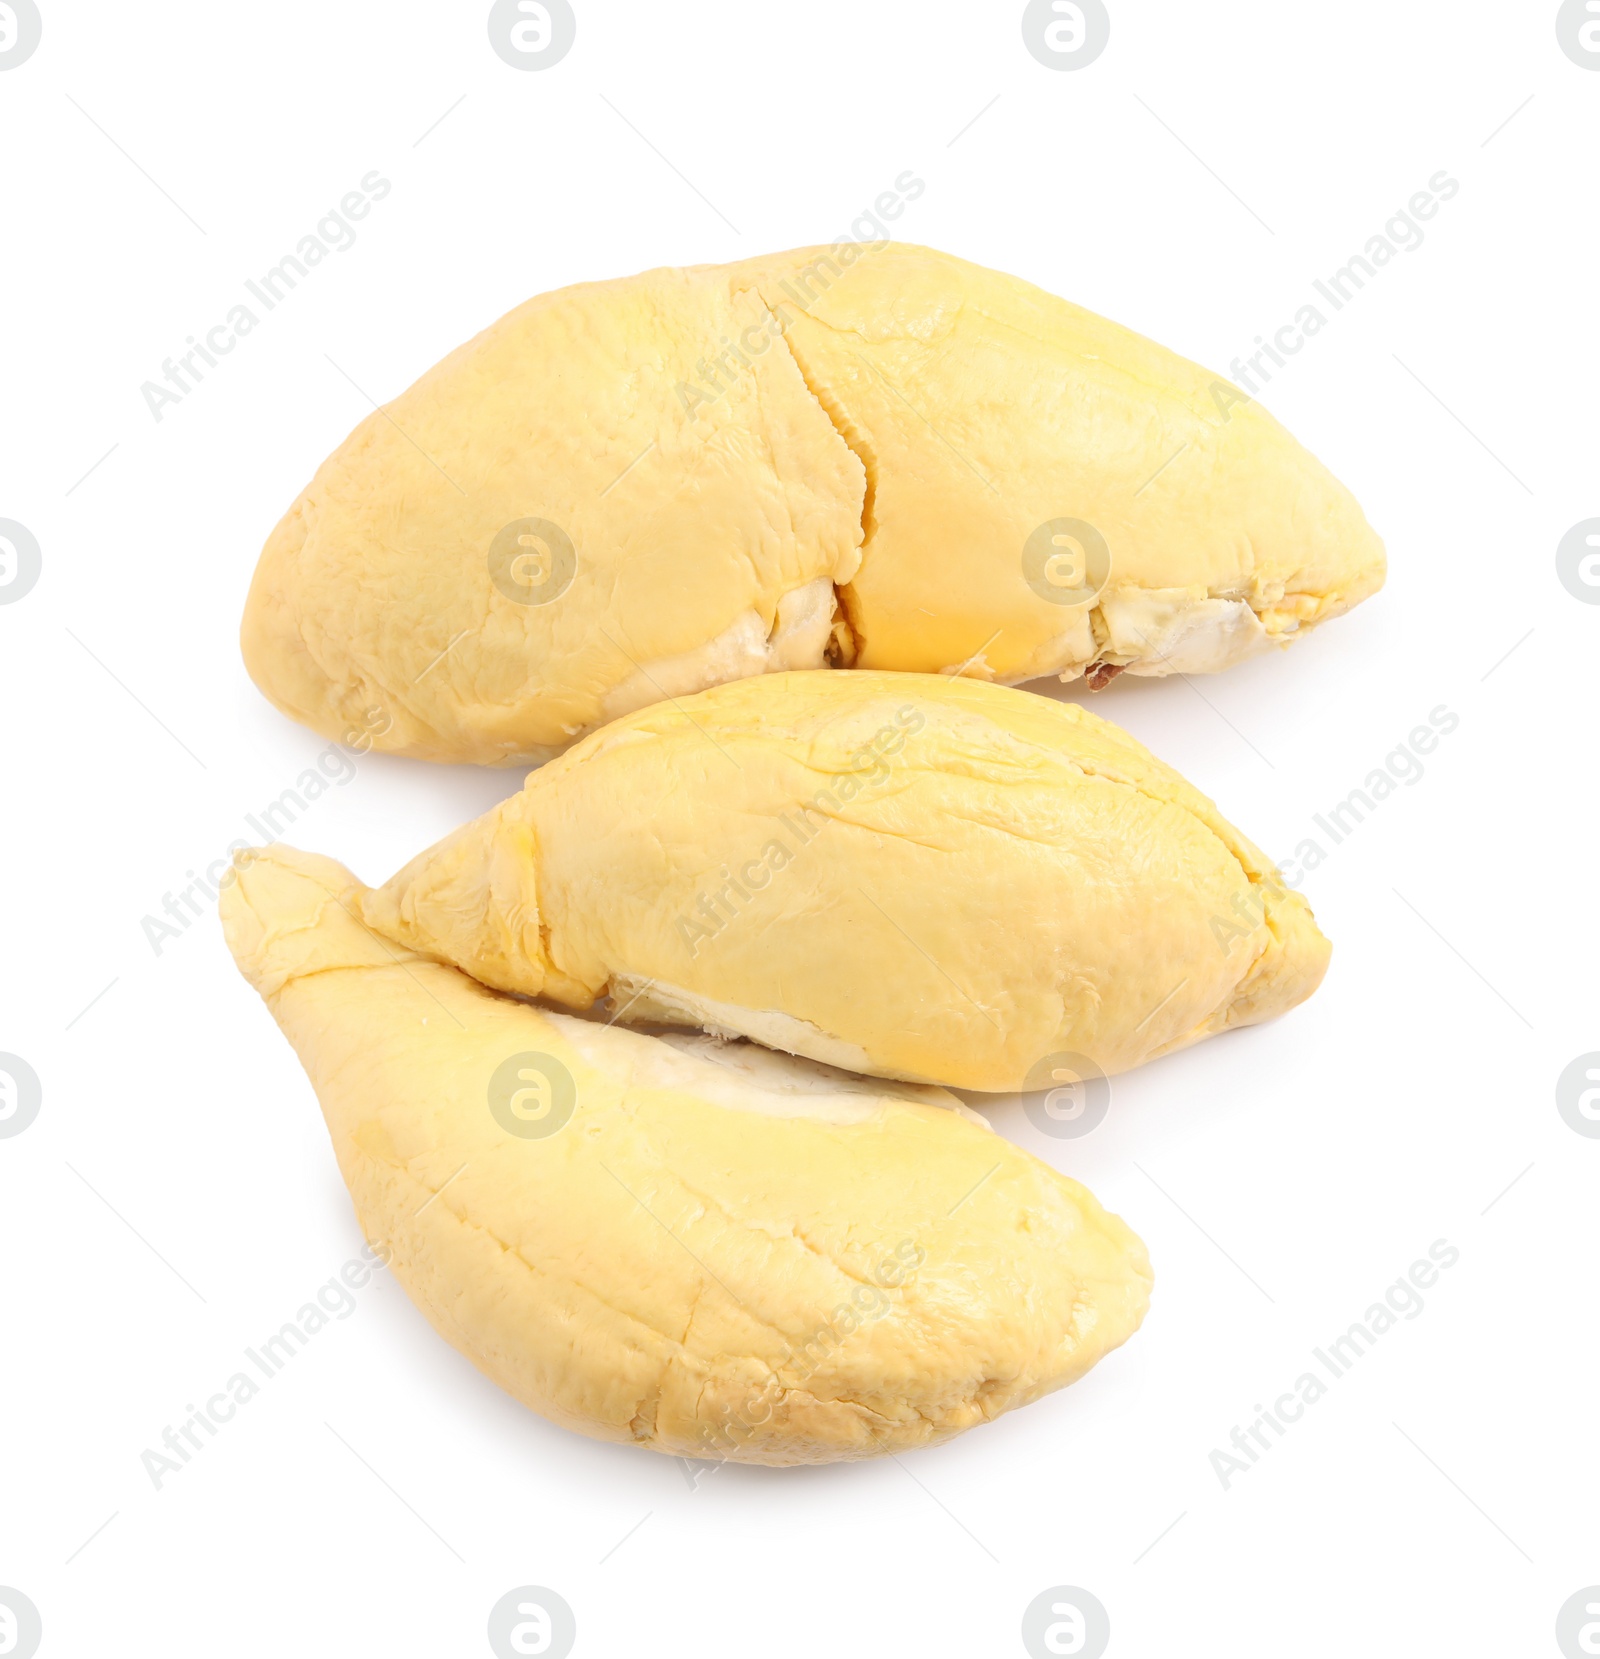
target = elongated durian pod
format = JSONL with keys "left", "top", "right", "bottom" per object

{"left": 241, "top": 243, "right": 1385, "bottom": 765}
{"left": 220, "top": 845, "right": 1151, "bottom": 1464}
{"left": 361, "top": 672, "right": 1330, "bottom": 1092}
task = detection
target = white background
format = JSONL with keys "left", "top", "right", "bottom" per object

{"left": 2, "top": 2, "right": 1596, "bottom": 1655}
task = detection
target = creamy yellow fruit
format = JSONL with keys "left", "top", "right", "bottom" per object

{"left": 361, "top": 672, "right": 1329, "bottom": 1091}
{"left": 221, "top": 845, "right": 1152, "bottom": 1464}
{"left": 242, "top": 242, "right": 1385, "bottom": 765}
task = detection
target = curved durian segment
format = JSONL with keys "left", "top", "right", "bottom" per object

{"left": 221, "top": 845, "right": 1152, "bottom": 1465}
{"left": 242, "top": 244, "right": 1384, "bottom": 765}
{"left": 362, "top": 672, "right": 1330, "bottom": 1092}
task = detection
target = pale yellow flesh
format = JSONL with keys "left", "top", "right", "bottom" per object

{"left": 241, "top": 243, "right": 1386, "bottom": 765}
{"left": 221, "top": 846, "right": 1152, "bottom": 1465}
{"left": 361, "top": 671, "right": 1330, "bottom": 1092}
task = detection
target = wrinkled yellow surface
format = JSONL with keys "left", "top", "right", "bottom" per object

{"left": 242, "top": 243, "right": 1385, "bottom": 765}
{"left": 221, "top": 845, "right": 1151, "bottom": 1464}
{"left": 362, "top": 672, "right": 1330, "bottom": 1091}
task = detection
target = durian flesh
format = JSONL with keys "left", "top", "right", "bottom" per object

{"left": 361, "top": 671, "right": 1330, "bottom": 1092}
{"left": 221, "top": 845, "right": 1152, "bottom": 1464}
{"left": 241, "top": 243, "right": 1385, "bottom": 765}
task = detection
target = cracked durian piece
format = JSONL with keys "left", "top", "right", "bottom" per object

{"left": 241, "top": 243, "right": 1385, "bottom": 766}
{"left": 360, "top": 671, "right": 1330, "bottom": 1092}
{"left": 221, "top": 845, "right": 1151, "bottom": 1464}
